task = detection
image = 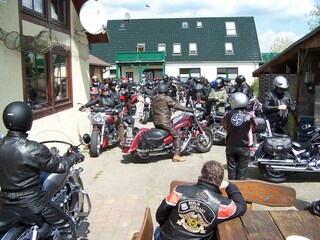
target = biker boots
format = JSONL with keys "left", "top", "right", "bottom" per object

{"left": 172, "top": 154, "right": 186, "bottom": 162}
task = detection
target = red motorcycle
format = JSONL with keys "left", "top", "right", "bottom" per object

{"left": 119, "top": 88, "right": 138, "bottom": 115}
{"left": 122, "top": 106, "right": 213, "bottom": 162}
{"left": 85, "top": 106, "right": 135, "bottom": 157}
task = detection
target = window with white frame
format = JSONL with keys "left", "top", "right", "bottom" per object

{"left": 182, "top": 22, "right": 188, "bottom": 28}
{"left": 196, "top": 21, "right": 203, "bottom": 28}
{"left": 137, "top": 43, "right": 145, "bottom": 52}
{"left": 173, "top": 43, "right": 181, "bottom": 54}
{"left": 158, "top": 43, "right": 166, "bottom": 52}
{"left": 225, "top": 42, "right": 234, "bottom": 54}
{"left": 217, "top": 67, "right": 238, "bottom": 80}
{"left": 226, "top": 21, "right": 236, "bottom": 36}
{"left": 189, "top": 43, "right": 197, "bottom": 54}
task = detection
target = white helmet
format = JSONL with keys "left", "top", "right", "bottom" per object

{"left": 273, "top": 76, "right": 288, "bottom": 90}
{"left": 229, "top": 92, "right": 249, "bottom": 109}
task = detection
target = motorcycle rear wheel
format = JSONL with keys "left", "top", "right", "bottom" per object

{"left": 89, "top": 130, "right": 101, "bottom": 157}
{"left": 195, "top": 128, "right": 213, "bottom": 153}
{"left": 258, "top": 162, "right": 288, "bottom": 183}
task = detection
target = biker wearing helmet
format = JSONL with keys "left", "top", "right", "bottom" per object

{"left": 207, "top": 77, "right": 228, "bottom": 113}
{"left": 141, "top": 81, "right": 156, "bottom": 98}
{"left": 0, "top": 101, "right": 84, "bottom": 240}
{"left": 222, "top": 92, "right": 256, "bottom": 180}
{"left": 80, "top": 84, "right": 125, "bottom": 146}
{"left": 235, "top": 75, "right": 253, "bottom": 99}
{"left": 152, "top": 83, "right": 193, "bottom": 162}
{"left": 262, "top": 75, "right": 296, "bottom": 135}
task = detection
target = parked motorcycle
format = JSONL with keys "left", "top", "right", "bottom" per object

{"left": 0, "top": 132, "right": 91, "bottom": 240}
{"left": 85, "top": 106, "right": 135, "bottom": 157}
{"left": 122, "top": 103, "right": 213, "bottom": 162}
{"left": 139, "top": 94, "right": 153, "bottom": 124}
{"left": 251, "top": 117, "right": 320, "bottom": 183}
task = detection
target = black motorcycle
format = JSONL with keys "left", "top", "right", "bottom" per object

{"left": 0, "top": 132, "right": 91, "bottom": 240}
{"left": 251, "top": 117, "right": 320, "bottom": 183}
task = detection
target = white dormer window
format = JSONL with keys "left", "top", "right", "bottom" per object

{"left": 196, "top": 21, "right": 203, "bottom": 28}
{"left": 189, "top": 43, "right": 197, "bottom": 54}
{"left": 182, "top": 22, "right": 188, "bottom": 28}
{"left": 137, "top": 43, "right": 145, "bottom": 52}
{"left": 158, "top": 43, "right": 166, "bottom": 52}
{"left": 173, "top": 43, "right": 181, "bottom": 54}
{"left": 226, "top": 21, "right": 236, "bottom": 36}
{"left": 225, "top": 42, "right": 234, "bottom": 54}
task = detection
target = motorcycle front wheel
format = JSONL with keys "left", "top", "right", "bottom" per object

{"left": 195, "top": 128, "right": 213, "bottom": 153}
{"left": 67, "top": 177, "right": 85, "bottom": 223}
{"left": 208, "top": 124, "right": 225, "bottom": 145}
{"left": 89, "top": 130, "right": 101, "bottom": 157}
{"left": 258, "top": 162, "right": 288, "bottom": 183}
{"left": 140, "top": 110, "right": 150, "bottom": 124}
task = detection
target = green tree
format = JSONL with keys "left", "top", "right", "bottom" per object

{"left": 251, "top": 78, "right": 259, "bottom": 98}
{"left": 306, "top": 3, "right": 320, "bottom": 30}
{"left": 270, "top": 37, "right": 294, "bottom": 53}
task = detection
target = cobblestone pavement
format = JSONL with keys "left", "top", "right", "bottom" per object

{"left": 78, "top": 115, "right": 320, "bottom": 240}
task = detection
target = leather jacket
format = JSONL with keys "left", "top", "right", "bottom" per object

{"left": 152, "top": 93, "right": 189, "bottom": 125}
{"left": 262, "top": 89, "right": 296, "bottom": 126}
{"left": 156, "top": 181, "right": 247, "bottom": 240}
{"left": 85, "top": 91, "right": 122, "bottom": 111}
{"left": 0, "top": 131, "right": 75, "bottom": 208}
{"left": 222, "top": 109, "right": 256, "bottom": 147}
{"left": 236, "top": 82, "right": 253, "bottom": 99}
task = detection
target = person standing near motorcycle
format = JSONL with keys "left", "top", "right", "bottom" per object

{"left": 207, "top": 76, "right": 228, "bottom": 114}
{"left": 119, "top": 77, "right": 135, "bottom": 116}
{"left": 152, "top": 83, "right": 193, "bottom": 162}
{"left": 262, "top": 75, "right": 296, "bottom": 135}
{"left": 222, "top": 92, "right": 256, "bottom": 180}
{"left": 80, "top": 84, "right": 125, "bottom": 146}
{"left": 0, "top": 101, "right": 84, "bottom": 240}
{"left": 154, "top": 160, "right": 247, "bottom": 240}
{"left": 235, "top": 75, "right": 253, "bottom": 99}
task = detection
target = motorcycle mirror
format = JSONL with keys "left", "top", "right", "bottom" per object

{"left": 83, "top": 134, "right": 91, "bottom": 144}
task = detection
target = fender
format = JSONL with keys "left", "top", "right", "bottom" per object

{"left": 123, "top": 128, "right": 150, "bottom": 153}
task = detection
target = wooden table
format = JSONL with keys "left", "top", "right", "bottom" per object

{"left": 216, "top": 210, "right": 320, "bottom": 240}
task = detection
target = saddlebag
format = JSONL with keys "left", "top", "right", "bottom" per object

{"left": 263, "top": 136, "right": 292, "bottom": 155}
{"left": 138, "top": 129, "right": 169, "bottom": 149}
{"left": 253, "top": 117, "right": 266, "bottom": 133}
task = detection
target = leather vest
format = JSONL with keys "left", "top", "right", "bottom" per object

{"left": 160, "top": 184, "right": 223, "bottom": 240}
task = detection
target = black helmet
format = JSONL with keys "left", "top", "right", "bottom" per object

{"left": 108, "top": 80, "right": 117, "bottom": 89}
{"left": 3, "top": 101, "right": 33, "bottom": 132}
{"left": 163, "top": 74, "right": 169, "bottom": 82}
{"left": 215, "top": 77, "right": 225, "bottom": 88}
{"left": 146, "top": 80, "right": 153, "bottom": 89}
{"left": 158, "top": 83, "right": 169, "bottom": 94}
{"left": 235, "top": 75, "right": 246, "bottom": 86}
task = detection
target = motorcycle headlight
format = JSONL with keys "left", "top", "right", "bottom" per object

{"left": 145, "top": 97, "right": 151, "bottom": 104}
{"left": 93, "top": 113, "right": 107, "bottom": 124}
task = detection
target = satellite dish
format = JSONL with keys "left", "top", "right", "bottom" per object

{"left": 79, "top": 0, "right": 107, "bottom": 35}
{"left": 125, "top": 12, "right": 131, "bottom": 21}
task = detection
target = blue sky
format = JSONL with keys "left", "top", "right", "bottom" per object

{"left": 96, "top": 0, "right": 320, "bottom": 52}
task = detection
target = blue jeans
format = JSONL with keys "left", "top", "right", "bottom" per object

{"left": 154, "top": 226, "right": 161, "bottom": 240}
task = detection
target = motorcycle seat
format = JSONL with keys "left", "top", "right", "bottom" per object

{"left": 145, "top": 129, "right": 169, "bottom": 140}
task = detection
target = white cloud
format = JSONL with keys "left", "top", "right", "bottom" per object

{"left": 258, "top": 30, "right": 303, "bottom": 52}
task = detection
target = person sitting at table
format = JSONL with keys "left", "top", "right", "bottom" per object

{"left": 154, "top": 160, "right": 247, "bottom": 240}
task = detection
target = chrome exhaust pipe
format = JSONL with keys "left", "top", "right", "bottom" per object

{"left": 258, "top": 158, "right": 296, "bottom": 165}
{"left": 270, "top": 165, "right": 320, "bottom": 172}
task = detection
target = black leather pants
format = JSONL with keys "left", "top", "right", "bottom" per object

{"left": 225, "top": 146, "right": 250, "bottom": 180}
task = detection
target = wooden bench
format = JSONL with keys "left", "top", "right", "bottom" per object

{"left": 170, "top": 179, "right": 296, "bottom": 209}
{"left": 131, "top": 207, "right": 154, "bottom": 240}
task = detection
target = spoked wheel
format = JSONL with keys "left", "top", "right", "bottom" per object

{"left": 195, "top": 128, "right": 213, "bottom": 153}
{"left": 133, "top": 152, "right": 150, "bottom": 163}
{"left": 209, "top": 124, "right": 225, "bottom": 145}
{"left": 258, "top": 162, "right": 288, "bottom": 183}
{"left": 89, "top": 130, "right": 101, "bottom": 158}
